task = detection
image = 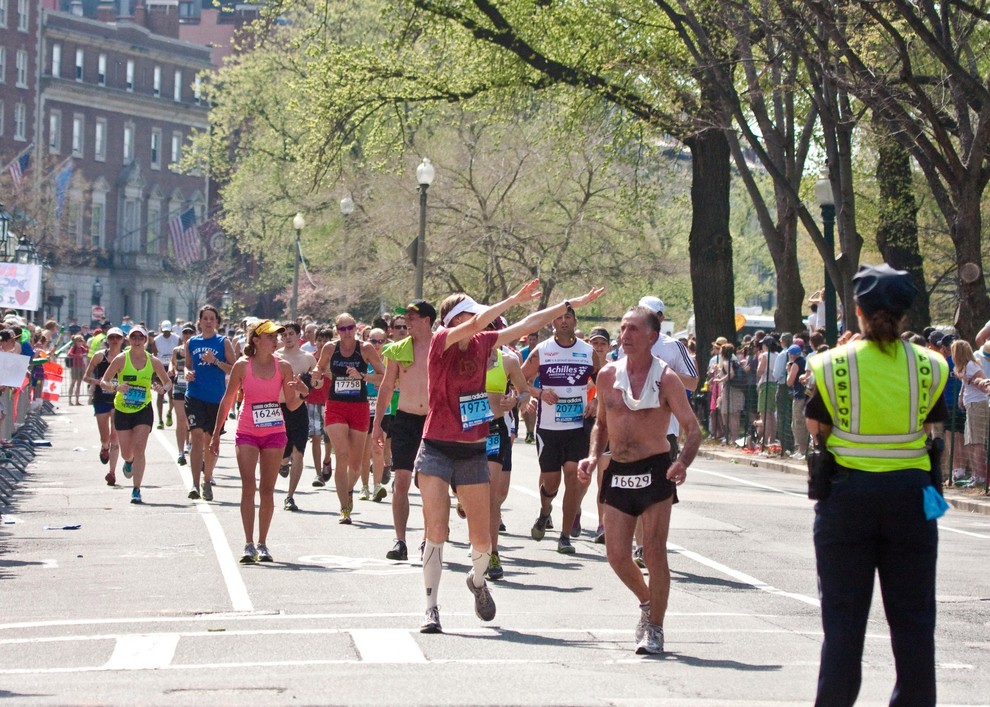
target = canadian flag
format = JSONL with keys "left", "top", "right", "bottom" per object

{"left": 42, "top": 362, "right": 63, "bottom": 402}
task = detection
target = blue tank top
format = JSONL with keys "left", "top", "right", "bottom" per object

{"left": 328, "top": 342, "right": 368, "bottom": 403}
{"left": 186, "top": 334, "right": 227, "bottom": 403}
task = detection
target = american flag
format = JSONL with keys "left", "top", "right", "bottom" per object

{"left": 168, "top": 207, "right": 201, "bottom": 266}
{"left": 7, "top": 148, "right": 31, "bottom": 188}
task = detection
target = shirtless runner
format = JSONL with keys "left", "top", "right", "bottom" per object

{"left": 578, "top": 305, "right": 701, "bottom": 655}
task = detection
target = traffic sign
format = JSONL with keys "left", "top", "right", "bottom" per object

{"left": 91, "top": 305, "right": 105, "bottom": 321}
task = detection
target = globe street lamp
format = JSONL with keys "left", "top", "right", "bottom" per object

{"left": 415, "top": 157, "right": 435, "bottom": 299}
{"left": 290, "top": 212, "right": 305, "bottom": 321}
{"left": 814, "top": 175, "right": 838, "bottom": 347}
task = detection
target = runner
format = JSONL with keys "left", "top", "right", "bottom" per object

{"left": 275, "top": 322, "right": 317, "bottom": 512}
{"left": 577, "top": 305, "right": 701, "bottom": 654}
{"left": 373, "top": 304, "right": 434, "bottom": 561}
{"left": 313, "top": 312, "right": 385, "bottom": 524}
{"left": 210, "top": 320, "right": 308, "bottom": 563}
{"left": 99, "top": 325, "right": 173, "bottom": 504}
{"left": 170, "top": 323, "right": 195, "bottom": 465}
{"left": 82, "top": 327, "right": 124, "bottom": 485}
{"left": 308, "top": 326, "right": 334, "bottom": 488}
{"left": 357, "top": 328, "right": 388, "bottom": 502}
{"left": 67, "top": 334, "right": 88, "bottom": 405}
{"left": 521, "top": 303, "right": 601, "bottom": 554}
{"left": 519, "top": 331, "right": 540, "bottom": 443}
{"left": 152, "top": 321, "right": 181, "bottom": 429}
{"left": 417, "top": 281, "right": 604, "bottom": 634}
{"left": 183, "top": 305, "right": 236, "bottom": 501}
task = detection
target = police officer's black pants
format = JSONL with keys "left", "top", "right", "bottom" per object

{"left": 813, "top": 468, "right": 937, "bottom": 707}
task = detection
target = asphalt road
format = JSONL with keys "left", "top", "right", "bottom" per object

{"left": 1, "top": 405, "right": 988, "bottom": 706}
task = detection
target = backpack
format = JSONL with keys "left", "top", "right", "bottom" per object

{"left": 729, "top": 359, "right": 748, "bottom": 388}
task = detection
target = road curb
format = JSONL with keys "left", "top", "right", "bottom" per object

{"left": 700, "top": 448, "right": 990, "bottom": 516}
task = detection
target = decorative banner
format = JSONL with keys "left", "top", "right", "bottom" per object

{"left": 0, "top": 352, "right": 30, "bottom": 387}
{"left": 0, "top": 263, "right": 42, "bottom": 311}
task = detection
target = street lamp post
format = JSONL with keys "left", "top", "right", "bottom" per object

{"left": 415, "top": 158, "right": 435, "bottom": 299}
{"left": 0, "top": 203, "right": 9, "bottom": 257}
{"left": 92, "top": 278, "right": 103, "bottom": 306}
{"left": 222, "top": 289, "right": 232, "bottom": 321}
{"left": 290, "top": 212, "right": 305, "bottom": 321}
{"left": 815, "top": 176, "right": 838, "bottom": 347}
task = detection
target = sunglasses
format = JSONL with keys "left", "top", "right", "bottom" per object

{"left": 391, "top": 324, "right": 408, "bottom": 330}
{"left": 107, "top": 335, "right": 123, "bottom": 340}
{"left": 129, "top": 333, "right": 146, "bottom": 340}
{"left": 337, "top": 324, "right": 356, "bottom": 332}
{"left": 369, "top": 338, "right": 386, "bottom": 345}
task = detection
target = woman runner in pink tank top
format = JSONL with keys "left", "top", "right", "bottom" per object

{"left": 211, "top": 320, "right": 309, "bottom": 563}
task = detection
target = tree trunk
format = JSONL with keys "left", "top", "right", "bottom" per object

{"left": 685, "top": 125, "right": 735, "bottom": 384}
{"left": 772, "top": 214, "right": 805, "bottom": 334}
{"left": 952, "top": 191, "right": 990, "bottom": 342}
{"left": 874, "top": 121, "right": 928, "bottom": 333}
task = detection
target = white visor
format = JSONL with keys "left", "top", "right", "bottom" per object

{"left": 442, "top": 297, "right": 486, "bottom": 327}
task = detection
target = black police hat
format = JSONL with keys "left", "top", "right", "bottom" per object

{"left": 853, "top": 264, "right": 917, "bottom": 316}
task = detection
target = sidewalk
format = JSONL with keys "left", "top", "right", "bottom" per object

{"left": 699, "top": 441, "right": 990, "bottom": 516}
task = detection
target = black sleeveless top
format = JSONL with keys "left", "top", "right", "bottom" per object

{"left": 93, "top": 353, "right": 115, "bottom": 405}
{"left": 328, "top": 342, "right": 368, "bottom": 403}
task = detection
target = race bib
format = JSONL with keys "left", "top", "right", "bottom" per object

{"left": 335, "top": 377, "right": 362, "bottom": 395}
{"left": 611, "top": 472, "right": 652, "bottom": 489}
{"left": 554, "top": 396, "right": 584, "bottom": 424}
{"left": 486, "top": 432, "right": 501, "bottom": 456}
{"left": 251, "top": 402, "right": 284, "bottom": 428}
{"left": 459, "top": 392, "right": 494, "bottom": 430}
{"left": 123, "top": 385, "right": 148, "bottom": 408}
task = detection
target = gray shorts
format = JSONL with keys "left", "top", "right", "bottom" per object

{"left": 307, "top": 403, "right": 324, "bottom": 437}
{"left": 414, "top": 439, "right": 489, "bottom": 490}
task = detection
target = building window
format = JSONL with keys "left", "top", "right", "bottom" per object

{"left": 122, "top": 199, "right": 139, "bottom": 251}
{"left": 150, "top": 129, "right": 161, "bottom": 169}
{"left": 146, "top": 204, "right": 160, "bottom": 254}
{"left": 0, "top": 47, "right": 5, "bottom": 83}
{"left": 0, "top": 100, "right": 5, "bottom": 136}
{"left": 173, "top": 69, "right": 182, "bottom": 102}
{"left": 91, "top": 202, "right": 104, "bottom": 248}
{"left": 15, "top": 49, "right": 27, "bottom": 87}
{"left": 126, "top": 60, "right": 134, "bottom": 91}
{"left": 170, "top": 131, "right": 182, "bottom": 167}
{"left": 153, "top": 65, "right": 161, "bottom": 97}
{"left": 123, "top": 122, "right": 135, "bottom": 163}
{"left": 49, "top": 110, "right": 61, "bottom": 153}
{"left": 94, "top": 118, "right": 106, "bottom": 161}
{"left": 194, "top": 75, "right": 202, "bottom": 105}
{"left": 13, "top": 102, "right": 25, "bottom": 140}
{"left": 51, "top": 43, "right": 60, "bottom": 78}
{"left": 97, "top": 53, "right": 106, "bottom": 86}
{"left": 67, "top": 198, "right": 84, "bottom": 244}
{"left": 0, "top": 0, "right": 7, "bottom": 29}
{"left": 72, "top": 114, "right": 84, "bottom": 157}
{"left": 16, "top": 0, "right": 27, "bottom": 32}
{"left": 75, "top": 48, "right": 84, "bottom": 81}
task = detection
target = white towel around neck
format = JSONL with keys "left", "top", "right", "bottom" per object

{"left": 612, "top": 356, "right": 666, "bottom": 410}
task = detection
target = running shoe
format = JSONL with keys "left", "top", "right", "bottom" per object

{"left": 283, "top": 496, "right": 298, "bottom": 512}
{"left": 546, "top": 516, "right": 554, "bottom": 530}
{"left": 498, "top": 519, "right": 506, "bottom": 533}
{"left": 157, "top": 422, "right": 164, "bottom": 430}
{"left": 525, "top": 432, "right": 534, "bottom": 444}
{"left": 465, "top": 571, "right": 497, "bottom": 621}
{"left": 570, "top": 511, "right": 582, "bottom": 538}
{"left": 635, "top": 602, "right": 651, "bottom": 642}
{"left": 165, "top": 411, "right": 173, "bottom": 427}
{"left": 485, "top": 551, "right": 504, "bottom": 581}
{"left": 531, "top": 512, "right": 551, "bottom": 541}
{"left": 99, "top": 447, "right": 110, "bottom": 465}
{"left": 420, "top": 606, "right": 442, "bottom": 634}
{"left": 122, "top": 460, "right": 133, "bottom": 479}
{"left": 339, "top": 507, "right": 352, "bottom": 525}
{"left": 373, "top": 484, "right": 387, "bottom": 502}
{"left": 381, "top": 465, "right": 392, "bottom": 486}
{"left": 240, "top": 543, "right": 258, "bottom": 564}
{"left": 594, "top": 525, "right": 606, "bottom": 544}
{"left": 278, "top": 462, "right": 290, "bottom": 478}
{"left": 130, "top": 488, "right": 142, "bottom": 504}
{"left": 104, "top": 471, "right": 116, "bottom": 486}
{"left": 177, "top": 454, "right": 187, "bottom": 466}
{"left": 256, "top": 544, "right": 273, "bottom": 562}
{"left": 322, "top": 460, "right": 332, "bottom": 482}
{"left": 635, "top": 622, "right": 665, "bottom": 655}
{"left": 359, "top": 486, "right": 371, "bottom": 501}
{"left": 184, "top": 442, "right": 191, "bottom": 455}
{"left": 386, "top": 539, "right": 408, "bottom": 561}
{"left": 633, "top": 545, "right": 646, "bottom": 568}
{"left": 557, "top": 535, "right": 576, "bottom": 554}
{"left": 312, "top": 477, "right": 325, "bottom": 487}
{"left": 188, "top": 488, "right": 200, "bottom": 500}
{"left": 201, "top": 482, "right": 213, "bottom": 502}
{"left": 456, "top": 501, "right": 466, "bottom": 519}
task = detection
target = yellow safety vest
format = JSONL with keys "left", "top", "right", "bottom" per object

{"left": 808, "top": 340, "right": 947, "bottom": 472}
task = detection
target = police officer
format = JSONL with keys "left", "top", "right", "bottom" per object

{"left": 805, "top": 264, "right": 948, "bottom": 706}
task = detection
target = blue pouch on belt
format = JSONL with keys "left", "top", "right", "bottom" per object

{"left": 922, "top": 485, "right": 949, "bottom": 520}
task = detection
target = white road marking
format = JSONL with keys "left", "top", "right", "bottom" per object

{"left": 939, "top": 524, "right": 990, "bottom": 539}
{"left": 153, "top": 429, "right": 253, "bottom": 612}
{"left": 350, "top": 629, "right": 427, "bottom": 663}
{"left": 691, "top": 466, "right": 807, "bottom": 498}
{"left": 103, "top": 634, "right": 179, "bottom": 670}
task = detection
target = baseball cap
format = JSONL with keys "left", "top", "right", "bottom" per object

{"left": 106, "top": 327, "right": 124, "bottom": 338}
{"left": 253, "top": 319, "right": 286, "bottom": 336}
{"left": 853, "top": 263, "right": 918, "bottom": 315}
{"left": 182, "top": 322, "right": 196, "bottom": 333}
{"left": 128, "top": 325, "right": 149, "bottom": 338}
{"left": 397, "top": 299, "right": 437, "bottom": 324}
{"left": 927, "top": 331, "right": 944, "bottom": 346}
{"left": 787, "top": 344, "right": 802, "bottom": 356}
{"left": 639, "top": 296, "right": 665, "bottom": 316}
{"left": 442, "top": 296, "right": 486, "bottom": 327}
{"left": 712, "top": 336, "right": 729, "bottom": 347}
{"left": 940, "top": 334, "right": 955, "bottom": 348}
{"left": 588, "top": 327, "right": 610, "bottom": 342}
{"left": 160, "top": 320, "right": 173, "bottom": 332}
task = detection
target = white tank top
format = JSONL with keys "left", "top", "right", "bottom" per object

{"left": 535, "top": 337, "right": 595, "bottom": 431}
